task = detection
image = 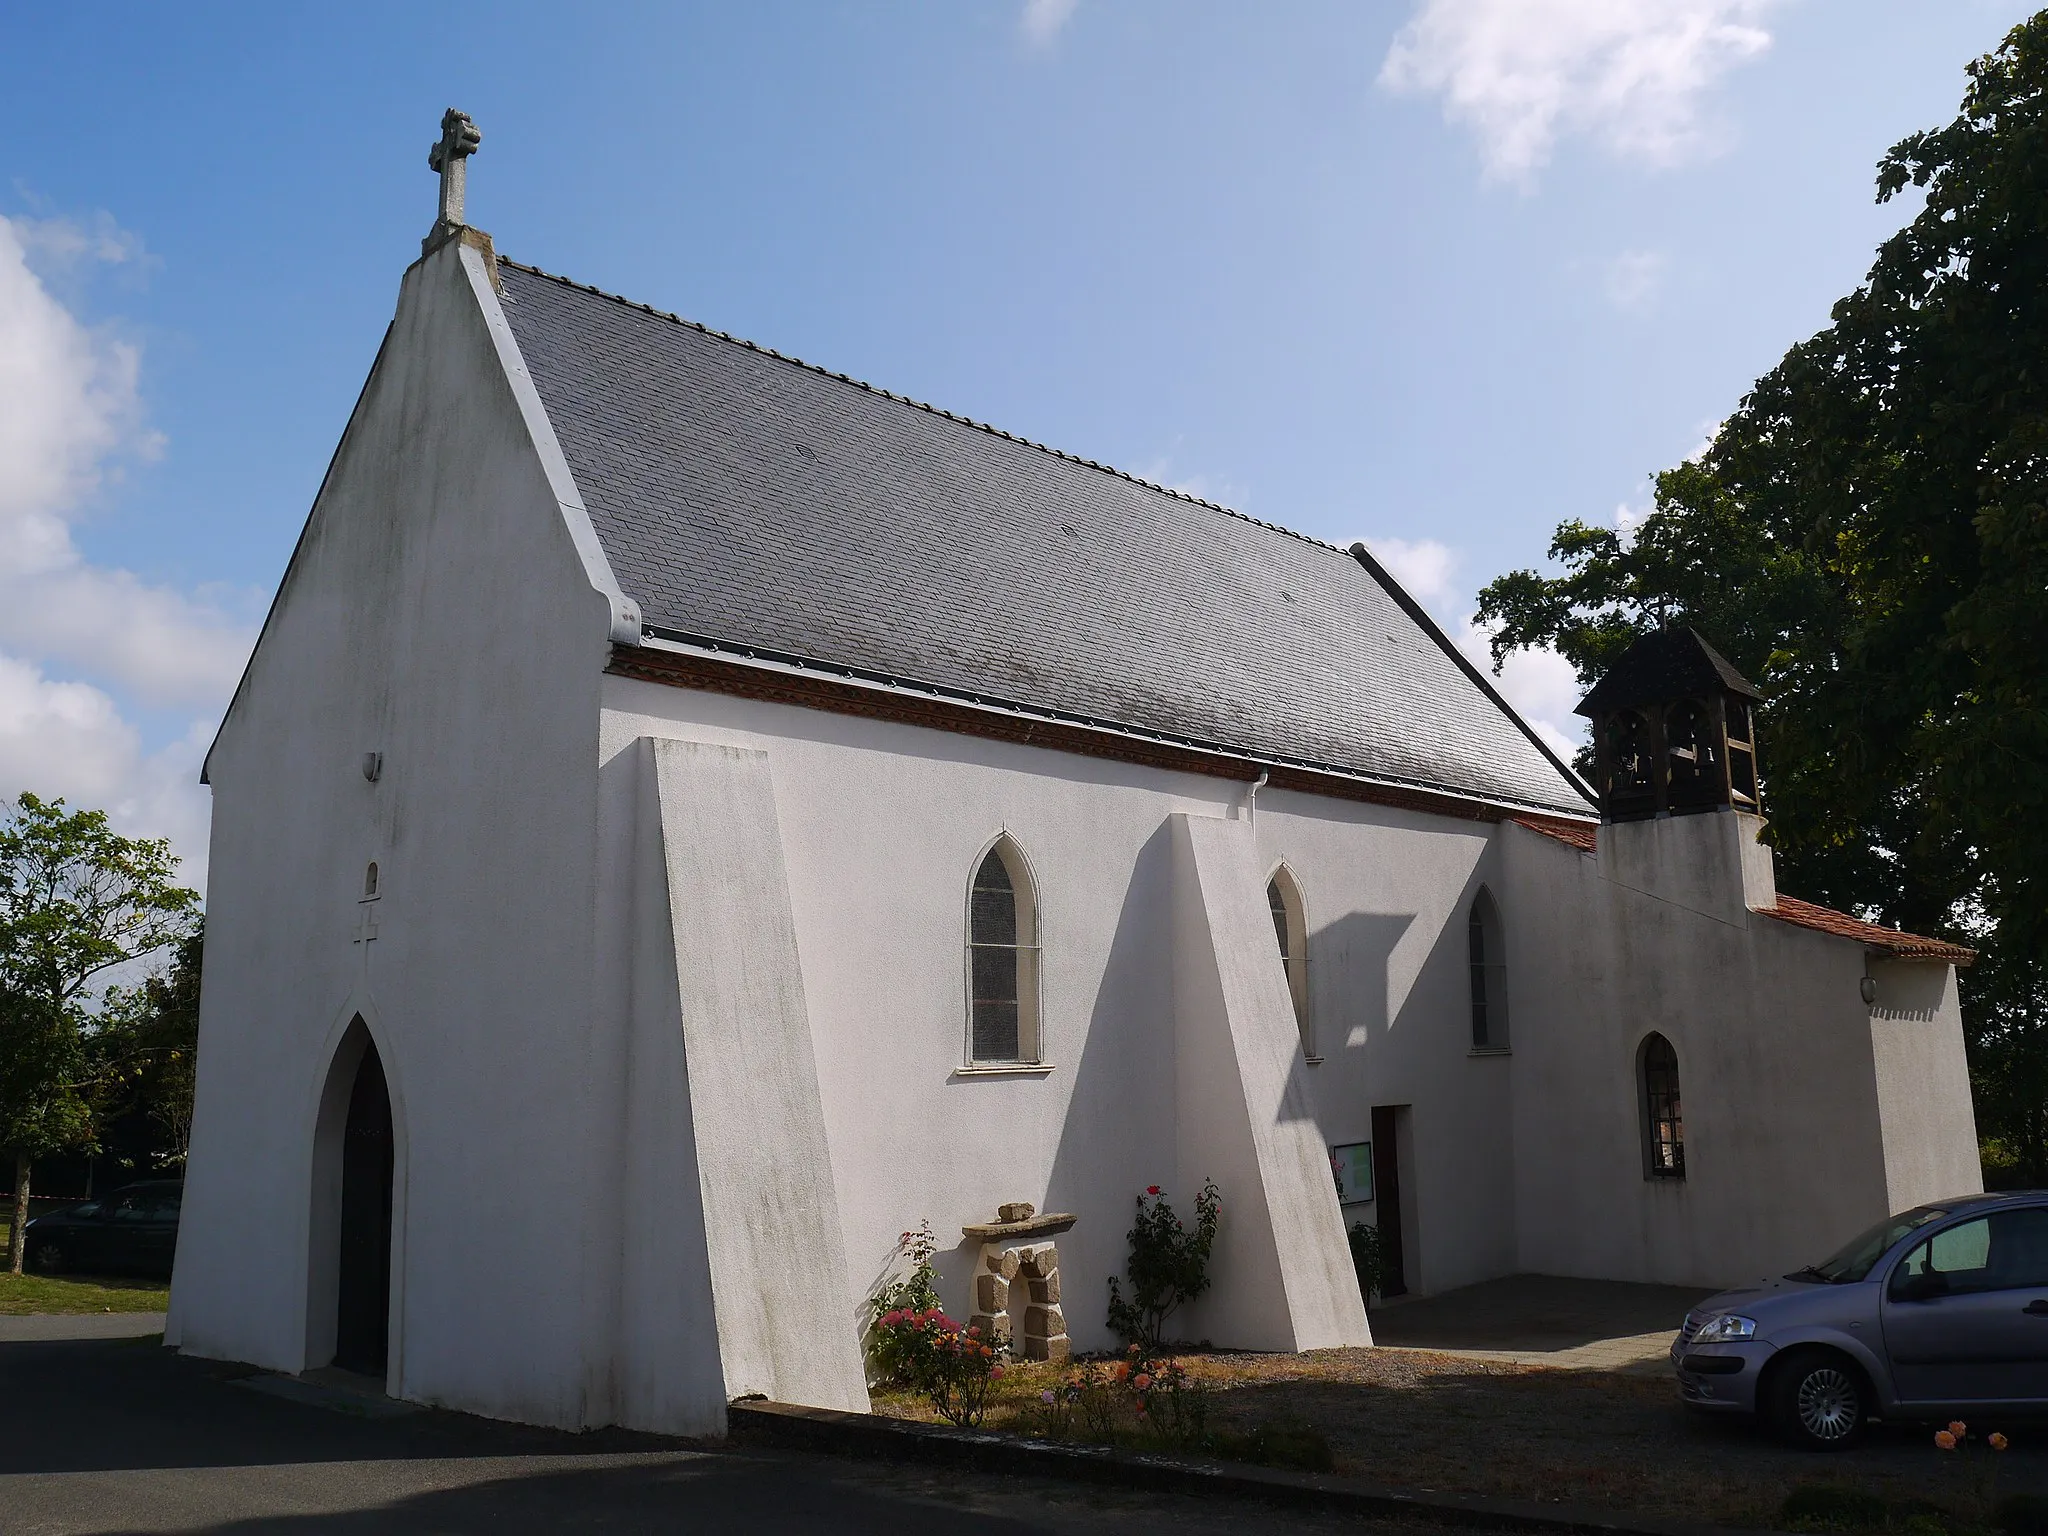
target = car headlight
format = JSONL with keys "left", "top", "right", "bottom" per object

{"left": 1691, "top": 1314, "right": 1757, "bottom": 1342}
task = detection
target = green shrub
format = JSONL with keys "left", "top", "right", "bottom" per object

{"left": 1107, "top": 1181, "right": 1221, "bottom": 1348}
{"left": 867, "top": 1221, "right": 942, "bottom": 1385}
{"left": 868, "top": 1307, "right": 1006, "bottom": 1427}
{"left": 1346, "top": 1221, "right": 1398, "bottom": 1303}
{"left": 1781, "top": 1484, "right": 1891, "bottom": 1532}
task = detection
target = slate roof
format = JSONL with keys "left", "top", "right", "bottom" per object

{"left": 496, "top": 259, "right": 1592, "bottom": 816}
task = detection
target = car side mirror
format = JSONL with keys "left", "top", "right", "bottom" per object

{"left": 1892, "top": 1270, "right": 1949, "bottom": 1303}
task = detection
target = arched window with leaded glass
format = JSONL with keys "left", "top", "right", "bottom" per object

{"left": 1638, "top": 1033, "right": 1685, "bottom": 1179}
{"left": 966, "top": 837, "right": 1040, "bottom": 1065}
{"left": 1266, "top": 865, "right": 1312, "bottom": 1056}
{"left": 1468, "top": 888, "right": 1508, "bottom": 1051}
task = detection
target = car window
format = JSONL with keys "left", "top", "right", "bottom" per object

{"left": 1985, "top": 1208, "right": 2048, "bottom": 1289}
{"left": 66, "top": 1202, "right": 101, "bottom": 1220}
{"left": 1814, "top": 1206, "right": 1953, "bottom": 1282}
{"left": 1893, "top": 1211, "right": 2048, "bottom": 1296}
{"left": 148, "top": 1193, "right": 181, "bottom": 1220}
{"left": 109, "top": 1195, "right": 151, "bottom": 1221}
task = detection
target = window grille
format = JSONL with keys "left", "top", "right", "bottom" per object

{"left": 1640, "top": 1033, "right": 1685, "bottom": 1178}
{"left": 968, "top": 842, "right": 1040, "bottom": 1064}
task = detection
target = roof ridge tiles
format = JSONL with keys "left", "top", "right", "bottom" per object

{"left": 495, "top": 255, "right": 1347, "bottom": 558}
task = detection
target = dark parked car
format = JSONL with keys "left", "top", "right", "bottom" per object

{"left": 1674, "top": 1190, "right": 2048, "bottom": 1449}
{"left": 21, "top": 1181, "right": 182, "bottom": 1279}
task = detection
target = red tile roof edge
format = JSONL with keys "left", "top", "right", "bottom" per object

{"left": 1508, "top": 814, "right": 1598, "bottom": 852}
{"left": 1764, "top": 895, "right": 1976, "bottom": 966}
{"left": 1507, "top": 817, "right": 1974, "bottom": 966}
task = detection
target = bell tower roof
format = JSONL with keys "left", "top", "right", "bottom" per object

{"left": 1574, "top": 625, "right": 1759, "bottom": 720}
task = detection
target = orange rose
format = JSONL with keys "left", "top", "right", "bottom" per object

{"left": 1935, "top": 1431, "right": 1957, "bottom": 1450}
{"left": 1949, "top": 1421, "right": 1968, "bottom": 1436}
{"left": 1990, "top": 1433, "right": 2009, "bottom": 1451}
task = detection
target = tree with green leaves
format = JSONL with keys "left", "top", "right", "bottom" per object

{"left": 1477, "top": 14, "right": 2048, "bottom": 1185}
{"left": 95, "top": 924, "right": 204, "bottom": 1172}
{"left": 0, "top": 795, "right": 199, "bottom": 1273}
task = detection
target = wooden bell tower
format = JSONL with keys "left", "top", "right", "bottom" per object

{"left": 1574, "top": 627, "right": 1762, "bottom": 823}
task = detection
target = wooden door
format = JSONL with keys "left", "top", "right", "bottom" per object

{"left": 1371, "top": 1104, "right": 1407, "bottom": 1298}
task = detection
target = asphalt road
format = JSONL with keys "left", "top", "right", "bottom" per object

{"left": 0, "top": 1332, "right": 1460, "bottom": 1535}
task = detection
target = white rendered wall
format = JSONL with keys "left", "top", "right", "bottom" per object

{"left": 599, "top": 675, "right": 1527, "bottom": 1345}
{"left": 1502, "top": 814, "right": 1979, "bottom": 1288}
{"left": 641, "top": 735, "right": 870, "bottom": 1418}
{"left": 1867, "top": 959, "right": 1981, "bottom": 1211}
{"left": 1170, "top": 814, "right": 1371, "bottom": 1350}
{"left": 173, "top": 240, "right": 622, "bottom": 1427}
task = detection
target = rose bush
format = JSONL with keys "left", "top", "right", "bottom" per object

{"left": 869, "top": 1306, "right": 1006, "bottom": 1428}
{"left": 867, "top": 1221, "right": 941, "bottom": 1385}
{"left": 1106, "top": 1179, "right": 1221, "bottom": 1349}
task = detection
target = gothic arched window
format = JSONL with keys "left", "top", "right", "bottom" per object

{"left": 1266, "top": 867, "right": 1311, "bottom": 1055}
{"left": 967, "top": 838, "right": 1040, "bottom": 1065}
{"left": 1639, "top": 1033, "right": 1685, "bottom": 1179}
{"left": 1468, "top": 889, "right": 1508, "bottom": 1050}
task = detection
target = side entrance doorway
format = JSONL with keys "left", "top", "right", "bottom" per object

{"left": 1371, "top": 1104, "right": 1409, "bottom": 1298}
{"left": 335, "top": 1044, "right": 394, "bottom": 1376}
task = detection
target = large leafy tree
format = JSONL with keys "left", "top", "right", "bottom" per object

{"left": 1478, "top": 15, "right": 2048, "bottom": 1183}
{"left": 94, "top": 924, "right": 205, "bottom": 1172}
{"left": 0, "top": 795, "right": 199, "bottom": 1272}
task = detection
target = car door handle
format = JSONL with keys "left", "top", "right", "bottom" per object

{"left": 2025, "top": 1300, "right": 2048, "bottom": 1317}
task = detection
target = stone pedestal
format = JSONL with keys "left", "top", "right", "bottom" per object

{"left": 962, "top": 1205, "right": 1075, "bottom": 1366}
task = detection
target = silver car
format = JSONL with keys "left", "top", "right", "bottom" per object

{"left": 1673, "top": 1190, "right": 2048, "bottom": 1449}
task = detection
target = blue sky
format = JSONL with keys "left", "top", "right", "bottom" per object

{"left": 0, "top": 0, "right": 2034, "bottom": 886}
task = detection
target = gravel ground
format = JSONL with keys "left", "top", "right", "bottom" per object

{"left": 879, "top": 1347, "right": 2048, "bottom": 1530}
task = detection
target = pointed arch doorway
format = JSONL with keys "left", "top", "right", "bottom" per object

{"left": 334, "top": 1040, "right": 394, "bottom": 1375}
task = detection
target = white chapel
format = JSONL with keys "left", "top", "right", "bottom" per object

{"left": 168, "top": 116, "right": 1983, "bottom": 1435}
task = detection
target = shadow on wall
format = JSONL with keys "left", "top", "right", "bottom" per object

{"left": 1311, "top": 910, "right": 1417, "bottom": 1063}
{"left": 1870, "top": 962, "right": 1947, "bottom": 1024}
{"left": 1040, "top": 821, "right": 1178, "bottom": 1345}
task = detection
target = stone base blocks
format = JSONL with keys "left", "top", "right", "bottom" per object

{"left": 961, "top": 1204, "right": 1076, "bottom": 1366}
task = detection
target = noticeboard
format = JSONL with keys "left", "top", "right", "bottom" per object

{"left": 1330, "top": 1140, "right": 1374, "bottom": 1206}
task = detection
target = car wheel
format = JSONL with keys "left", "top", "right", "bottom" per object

{"left": 26, "top": 1240, "right": 64, "bottom": 1275}
{"left": 1767, "top": 1349, "right": 1869, "bottom": 1451}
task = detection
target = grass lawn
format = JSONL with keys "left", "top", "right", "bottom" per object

{"left": 0, "top": 1221, "right": 169, "bottom": 1314}
{"left": 0, "top": 1271, "right": 168, "bottom": 1315}
{"left": 873, "top": 1347, "right": 2048, "bottom": 1534}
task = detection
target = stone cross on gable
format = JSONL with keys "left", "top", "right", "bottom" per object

{"left": 427, "top": 108, "right": 483, "bottom": 240}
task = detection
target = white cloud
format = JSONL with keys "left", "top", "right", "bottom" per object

{"left": 0, "top": 210, "right": 252, "bottom": 887}
{"left": 1366, "top": 536, "right": 1458, "bottom": 609}
{"left": 1020, "top": 0, "right": 1079, "bottom": 47}
{"left": 0, "top": 656, "right": 214, "bottom": 887}
{"left": 11, "top": 211, "right": 153, "bottom": 272}
{"left": 1605, "top": 247, "right": 1666, "bottom": 310}
{"left": 1133, "top": 443, "right": 1246, "bottom": 510}
{"left": 1380, "top": 0, "right": 1777, "bottom": 184}
{"left": 1361, "top": 533, "right": 1587, "bottom": 760}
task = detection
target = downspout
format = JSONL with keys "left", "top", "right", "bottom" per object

{"left": 1241, "top": 769, "right": 1269, "bottom": 828}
